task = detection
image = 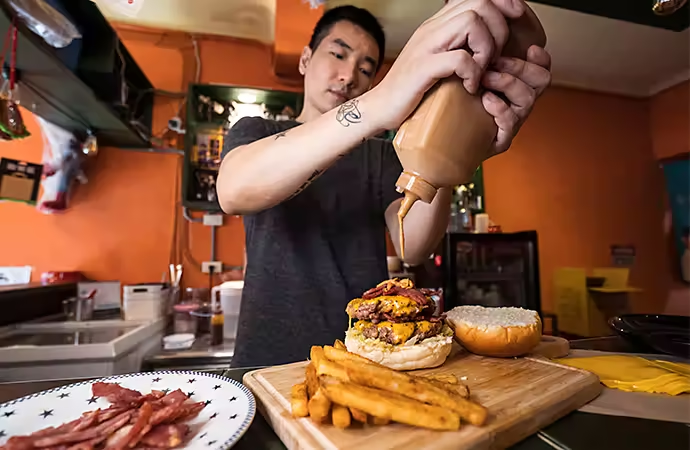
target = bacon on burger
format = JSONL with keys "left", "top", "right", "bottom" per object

{"left": 344, "top": 278, "right": 453, "bottom": 370}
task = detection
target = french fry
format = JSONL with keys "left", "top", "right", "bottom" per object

{"left": 308, "top": 388, "right": 331, "bottom": 423}
{"left": 334, "top": 339, "right": 346, "bottom": 350}
{"left": 331, "top": 403, "right": 352, "bottom": 429}
{"left": 335, "top": 356, "right": 487, "bottom": 426}
{"left": 423, "top": 377, "right": 470, "bottom": 399}
{"left": 370, "top": 416, "right": 391, "bottom": 426}
{"left": 320, "top": 376, "right": 460, "bottom": 431}
{"left": 310, "top": 346, "right": 326, "bottom": 368}
{"left": 305, "top": 362, "right": 319, "bottom": 398}
{"left": 323, "top": 345, "right": 385, "bottom": 367}
{"left": 423, "top": 373, "right": 459, "bottom": 384}
{"left": 291, "top": 383, "right": 309, "bottom": 418}
{"left": 315, "top": 356, "right": 350, "bottom": 382}
{"left": 349, "top": 407, "right": 368, "bottom": 423}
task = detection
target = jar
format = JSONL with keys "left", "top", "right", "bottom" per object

{"left": 173, "top": 303, "right": 199, "bottom": 334}
{"left": 191, "top": 303, "right": 213, "bottom": 337}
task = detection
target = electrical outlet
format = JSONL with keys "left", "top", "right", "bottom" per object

{"left": 203, "top": 214, "right": 223, "bottom": 226}
{"left": 201, "top": 261, "right": 223, "bottom": 273}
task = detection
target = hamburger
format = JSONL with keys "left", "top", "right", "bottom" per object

{"left": 344, "top": 278, "right": 454, "bottom": 370}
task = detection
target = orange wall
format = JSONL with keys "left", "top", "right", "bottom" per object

{"left": 650, "top": 81, "right": 689, "bottom": 159}
{"left": 0, "top": 32, "right": 679, "bottom": 314}
{"left": 482, "top": 88, "right": 668, "bottom": 313}
{"left": 649, "top": 80, "right": 690, "bottom": 315}
{"left": 0, "top": 36, "right": 302, "bottom": 289}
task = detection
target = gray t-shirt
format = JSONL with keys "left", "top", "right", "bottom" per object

{"left": 221, "top": 116, "right": 403, "bottom": 367}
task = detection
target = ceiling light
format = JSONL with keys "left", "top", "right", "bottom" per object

{"left": 237, "top": 93, "right": 257, "bottom": 104}
{"left": 652, "top": 0, "right": 687, "bottom": 15}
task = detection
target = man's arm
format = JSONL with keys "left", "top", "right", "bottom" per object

{"left": 217, "top": 92, "right": 385, "bottom": 215}
{"left": 218, "top": 0, "right": 546, "bottom": 217}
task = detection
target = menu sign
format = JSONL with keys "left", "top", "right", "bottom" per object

{"left": 0, "top": 158, "right": 43, "bottom": 205}
{"left": 610, "top": 245, "right": 636, "bottom": 267}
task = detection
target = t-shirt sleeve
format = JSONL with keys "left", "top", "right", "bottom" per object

{"left": 381, "top": 140, "right": 404, "bottom": 208}
{"left": 221, "top": 116, "right": 271, "bottom": 160}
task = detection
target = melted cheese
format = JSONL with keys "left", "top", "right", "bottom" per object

{"left": 386, "top": 322, "right": 415, "bottom": 344}
{"left": 414, "top": 320, "right": 435, "bottom": 335}
{"left": 347, "top": 295, "right": 421, "bottom": 319}
{"left": 377, "top": 295, "right": 419, "bottom": 317}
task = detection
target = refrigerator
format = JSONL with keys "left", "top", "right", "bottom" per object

{"left": 441, "top": 231, "right": 542, "bottom": 315}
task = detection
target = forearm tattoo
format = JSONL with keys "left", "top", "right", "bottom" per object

{"left": 286, "top": 99, "right": 362, "bottom": 200}
{"left": 336, "top": 99, "right": 362, "bottom": 127}
{"left": 274, "top": 131, "right": 288, "bottom": 140}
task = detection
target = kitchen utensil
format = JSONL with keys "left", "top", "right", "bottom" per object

{"left": 609, "top": 314, "right": 690, "bottom": 358}
{"left": 243, "top": 344, "right": 601, "bottom": 450}
{"left": 61, "top": 294, "right": 94, "bottom": 321}
{"left": 0, "top": 370, "right": 255, "bottom": 450}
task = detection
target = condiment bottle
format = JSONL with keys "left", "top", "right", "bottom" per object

{"left": 394, "top": 5, "right": 547, "bottom": 259}
{"left": 210, "top": 290, "right": 224, "bottom": 346}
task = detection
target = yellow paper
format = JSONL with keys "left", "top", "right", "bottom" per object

{"left": 555, "top": 355, "right": 690, "bottom": 396}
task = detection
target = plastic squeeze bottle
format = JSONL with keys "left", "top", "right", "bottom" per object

{"left": 394, "top": 4, "right": 547, "bottom": 259}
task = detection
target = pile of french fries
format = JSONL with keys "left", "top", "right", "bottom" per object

{"left": 290, "top": 339, "right": 488, "bottom": 431}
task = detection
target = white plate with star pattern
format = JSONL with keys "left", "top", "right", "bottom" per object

{"left": 0, "top": 370, "right": 255, "bottom": 450}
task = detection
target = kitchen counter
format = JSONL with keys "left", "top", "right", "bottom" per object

{"left": 0, "top": 282, "right": 76, "bottom": 327}
{"left": 0, "top": 337, "right": 688, "bottom": 450}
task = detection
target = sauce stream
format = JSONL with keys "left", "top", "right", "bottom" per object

{"left": 398, "top": 212, "right": 405, "bottom": 261}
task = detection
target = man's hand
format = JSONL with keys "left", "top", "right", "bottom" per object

{"left": 369, "top": 0, "right": 525, "bottom": 131}
{"left": 481, "top": 44, "right": 552, "bottom": 155}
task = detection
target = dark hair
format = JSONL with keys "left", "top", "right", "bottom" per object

{"left": 308, "top": 5, "right": 386, "bottom": 71}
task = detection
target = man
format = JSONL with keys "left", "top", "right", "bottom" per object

{"left": 218, "top": 1, "right": 552, "bottom": 367}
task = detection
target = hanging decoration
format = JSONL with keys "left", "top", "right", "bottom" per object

{"left": 35, "top": 117, "right": 97, "bottom": 214}
{"left": 652, "top": 0, "right": 688, "bottom": 15}
{"left": 0, "top": 22, "right": 29, "bottom": 141}
{"left": 5, "top": 0, "right": 81, "bottom": 48}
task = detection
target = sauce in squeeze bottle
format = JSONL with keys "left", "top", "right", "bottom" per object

{"left": 211, "top": 290, "right": 224, "bottom": 346}
{"left": 394, "top": 4, "right": 547, "bottom": 259}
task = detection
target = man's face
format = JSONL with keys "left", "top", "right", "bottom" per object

{"left": 299, "top": 20, "right": 379, "bottom": 115}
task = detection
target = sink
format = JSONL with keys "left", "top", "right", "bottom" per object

{"left": 0, "top": 323, "right": 140, "bottom": 347}
{"left": 0, "top": 319, "right": 166, "bottom": 382}
{"left": 0, "top": 320, "right": 162, "bottom": 358}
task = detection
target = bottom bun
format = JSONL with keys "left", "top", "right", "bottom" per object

{"left": 446, "top": 305, "right": 542, "bottom": 358}
{"left": 344, "top": 325, "right": 454, "bottom": 371}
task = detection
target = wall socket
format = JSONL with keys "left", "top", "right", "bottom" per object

{"left": 203, "top": 214, "right": 223, "bottom": 226}
{"left": 201, "top": 261, "right": 223, "bottom": 273}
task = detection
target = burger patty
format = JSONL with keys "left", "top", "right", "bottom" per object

{"left": 355, "top": 320, "right": 443, "bottom": 345}
{"left": 346, "top": 295, "right": 431, "bottom": 322}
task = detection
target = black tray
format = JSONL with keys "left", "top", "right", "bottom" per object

{"left": 609, "top": 314, "right": 690, "bottom": 359}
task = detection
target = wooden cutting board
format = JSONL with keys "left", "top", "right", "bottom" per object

{"left": 243, "top": 345, "right": 601, "bottom": 450}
